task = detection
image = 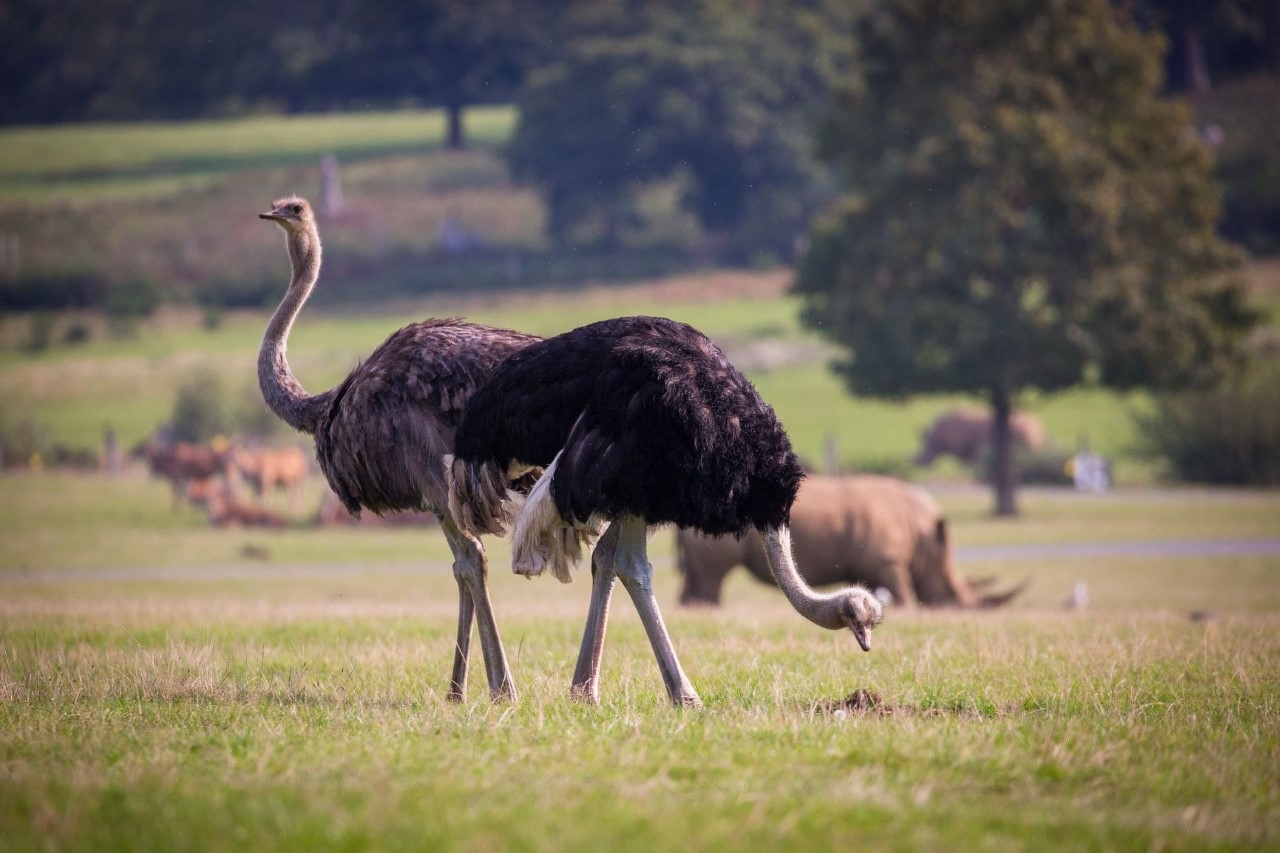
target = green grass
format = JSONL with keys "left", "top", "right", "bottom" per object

{"left": 4, "top": 465, "right": 1280, "bottom": 850}
{"left": 0, "top": 107, "right": 516, "bottom": 204}
{"left": 0, "top": 280, "right": 1158, "bottom": 483}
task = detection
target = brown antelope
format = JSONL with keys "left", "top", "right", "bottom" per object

{"left": 233, "top": 445, "right": 309, "bottom": 514}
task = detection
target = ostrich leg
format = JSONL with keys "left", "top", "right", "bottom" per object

{"left": 447, "top": 575, "right": 475, "bottom": 701}
{"left": 440, "top": 519, "right": 516, "bottom": 700}
{"left": 571, "top": 522, "right": 621, "bottom": 703}
{"left": 612, "top": 515, "right": 701, "bottom": 708}
{"left": 437, "top": 513, "right": 477, "bottom": 701}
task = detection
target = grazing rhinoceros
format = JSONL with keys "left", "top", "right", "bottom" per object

{"left": 677, "top": 474, "right": 1024, "bottom": 608}
{"left": 914, "top": 407, "right": 1046, "bottom": 467}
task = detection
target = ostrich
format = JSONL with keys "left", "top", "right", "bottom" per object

{"left": 257, "top": 195, "right": 539, "bottom": 701}
{"left": 449, "top": 316, "right": 883, "bottom": 707}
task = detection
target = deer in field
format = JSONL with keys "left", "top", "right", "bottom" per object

{"left": 232, "top": 445, "right": 309, "bottom": 514}
{"left": 136, "top": 436, "right": 235, "bottom": 510}
{"left": 204, "top": 484, "right": 288, "bottom": 528}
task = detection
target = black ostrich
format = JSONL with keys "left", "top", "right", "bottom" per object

{"left": 449, "top": 316, "right": 883, "bottom": 706}
{"left": 257, "top": 196, "right": 540, "bottom": 701}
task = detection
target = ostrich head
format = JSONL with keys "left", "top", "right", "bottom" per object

{"left": 837, "top": 587, "right": 884, "bottom": 652}
{"left": 259, "top": 196, "right": 314, "bottom": 234}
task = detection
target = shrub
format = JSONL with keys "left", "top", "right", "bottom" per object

{"left": 977, "top": 444, "right": 1076, "bottom": 487}
{"left": 104, "top": 279, "right": 160, "bottom": 319}
{"left": 1135, "top": 361, "right": 1280, "bottom": 486}
{"left": 62, "top": 321, "right": 92, "bottom": 345}
{"left": 0, "top": 414, "right": 49, "bottom": 468}
{"left": 170, "top": 371, "right": 229, "bottom": 443}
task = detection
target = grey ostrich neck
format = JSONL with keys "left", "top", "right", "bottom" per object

{"left": 259, "top": 225, "right": 326, "bottom": 434}
{"left": 762, "top": 526, "right": 848, "bottom": 630}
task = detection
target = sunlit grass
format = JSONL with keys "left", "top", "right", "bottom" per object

{"left": 1, "top": 574, "right": 1277, "bottom": 850}
{"left": 3, "top": 461, "right": 1280, "bottom": 849}
{"left": 0, "top": 107, "right": 517, "bottom": 203}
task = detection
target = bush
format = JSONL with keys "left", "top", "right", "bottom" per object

{"left": 977, "top": 444, "right": 1076, "bottom": 487}
{"left": 0, "top": 415, "right": 48, "bottom": 469}
{"left": 104, "top": 279, "right": 160, "bottom": 319}
{"left": 1135, "top": 361, "right": 1280, "bottom": 486}
{"left": 170, "top": 371, "right": 229, "bottom": 443}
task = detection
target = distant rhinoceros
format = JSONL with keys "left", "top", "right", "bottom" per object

{"left": 677, "top": 474, "right": 1024, "bottom": 608}
{"left": 914, "top": 407, "right": 1046, "bottom": 466}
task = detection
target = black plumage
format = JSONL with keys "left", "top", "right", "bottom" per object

{"left": 453, "top": 316, "right": 804, "bottom": 536}
{"left": 449, "top": 315, "right": 880, "bottom": 708}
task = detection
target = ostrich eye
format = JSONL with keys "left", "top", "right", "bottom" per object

{"left": 291, "top": 205, "right": 302, "bottom": 214}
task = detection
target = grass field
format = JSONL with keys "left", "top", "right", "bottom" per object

{"left": 3, "top": 472, "right": 1280, "bottom": 851}
{"left": 0, "top": 107, "right": 517, "bottom": 204}
{"left": 0, "top": 270, "right": 1161, "bottom": 484}
{"left": 3, "top": 106, "right": 1279, "bottom": 850}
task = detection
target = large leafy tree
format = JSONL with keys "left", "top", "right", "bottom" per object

{"left": 506, "top": 0, "right": 856, "bottom": 257}
{"left": 796, "top": 0, "right": 1257, "bottom": 515}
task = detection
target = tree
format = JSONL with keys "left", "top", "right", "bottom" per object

{"left": 796, "top": 0, "right": 1257, "bottom": 515}
{"left": 293, "top": 0, "right": 552, "bottom": 147}
{"left": 506, "top": 0, "right": 856, "bottom": 258}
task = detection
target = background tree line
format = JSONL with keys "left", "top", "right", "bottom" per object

{"left": 3, "top": 0, "right": 1277, "bottom": 257}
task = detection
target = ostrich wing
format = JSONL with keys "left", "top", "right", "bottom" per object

{"left": 317, "top": 319, "right": 537, "bottom": 515}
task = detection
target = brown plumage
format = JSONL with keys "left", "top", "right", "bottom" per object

{"left": 257, "top": 195, "right": 539, "bottom": 701}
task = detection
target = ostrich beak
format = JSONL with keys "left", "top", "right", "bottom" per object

{"left": 850, "top": 621, "right": 872, "bottom": 652}
{"left": 260, "top": 211, "right": 283, "bottom": 222}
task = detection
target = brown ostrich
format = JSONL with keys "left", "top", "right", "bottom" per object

{"left": 257, "top": 195, "right": 539, "bottom": 701}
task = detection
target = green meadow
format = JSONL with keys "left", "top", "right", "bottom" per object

{"left": 3, "top": 473, "right": 1280, "bottom": 851}
{"left": 2, "top": 108, "right": 1279, "bottom": 851}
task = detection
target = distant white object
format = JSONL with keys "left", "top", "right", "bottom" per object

{"left": 1063, "top": 581, "right": 1089, "bottom": 610}
{"left": 1071, "top": 452, "right": 1110, "bottom": 493}
{"left": 319, "top": 153, "right": 344, "bottom": 216}
{"left": 874, "top": 586, "right": 894, "bottom": 607}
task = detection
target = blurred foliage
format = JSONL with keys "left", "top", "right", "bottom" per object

{"left": 507, "top": 0, "right": 857, "bottom": 262}
{"left": 799, "top": 0, "right": 1256, "bottom": 399}
{"left": 977, "top": 445, "right": 1076, "bottom": 488}
{"left": 0, "top": 414, "right": 48, "bottom": 468}
{"left": 169, "top": 371, "right": 230, "bottom": 443}
{"left": 0, "top": 0, "right": 557, "bottom": 145}
{"left": 1136, "top": 357, "right": 1280, "bottom": 486}
{"left": 1197, "top": 76, "right": 1280, "bottom": 254}
{"left": 795, "top": 0, "right": 1260, "bottom": 511}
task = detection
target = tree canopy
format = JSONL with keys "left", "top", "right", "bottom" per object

{"left": 505, "top": 0, "right": 857, "bottom": 259}
{"left": 795, "top": 0, "right": 1258, "bottom": 514}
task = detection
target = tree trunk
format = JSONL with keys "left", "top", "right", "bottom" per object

{"left": 990, "top": 387, "right": 1019, "bottom": 517}
{"left": 446, "top": 103, "right": 465, "bottom": 150}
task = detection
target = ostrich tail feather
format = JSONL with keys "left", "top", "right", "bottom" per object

{"left": 446, "top": 455, "right": 516, "bottom": 537}
{"left": 508, "top": 453, "right": 606, "bottom": 583}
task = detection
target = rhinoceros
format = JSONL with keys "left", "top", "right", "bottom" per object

{"left": 914, "top": 407, "right": 1046, "bottom": 466}
{"left": 676, "top": 474, "right": 1024, "bottom": 608}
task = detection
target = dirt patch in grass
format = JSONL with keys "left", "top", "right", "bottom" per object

{"left": 814, "top": 688, "right": 1017, "bottom": 719}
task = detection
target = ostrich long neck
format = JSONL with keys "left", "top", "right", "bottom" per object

{"left": 762, "top": 526, "right": 848, "bottom": 630}
{"left": 258, "top": 226, "right": 327, "bottom": 434}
